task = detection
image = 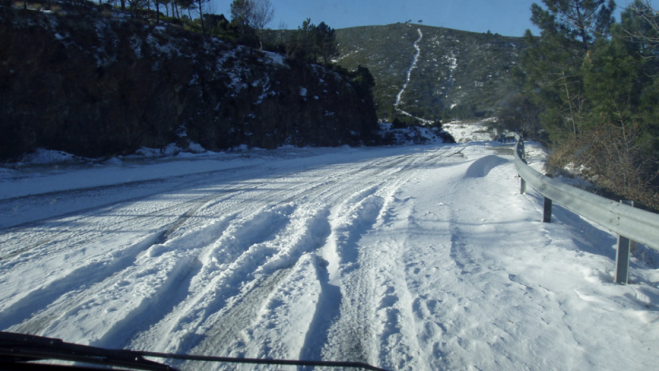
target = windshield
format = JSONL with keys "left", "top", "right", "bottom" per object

{"left": 1, "top": 1, "right": 658, "bottom": 370}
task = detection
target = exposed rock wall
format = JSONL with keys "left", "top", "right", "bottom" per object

{"left": 0, "top": 7, "right": 378, "bottom": 159}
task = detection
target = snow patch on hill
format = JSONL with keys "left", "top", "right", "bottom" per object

{"left": 395, "top": 28, "right": 423, "bottom": 111}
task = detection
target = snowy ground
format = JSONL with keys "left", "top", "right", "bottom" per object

{"left": 1, "top": 137, "right": 659, "bottom": 371}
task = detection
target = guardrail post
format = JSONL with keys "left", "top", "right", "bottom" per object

{"left": 614, "top": 200, "right": 634, "bottom": 284}
{"left": 517, "top": 135, "right": 527, "bottom": 194}
{"left": 543, "top": 198, "right": 552, "bottom": 223}
{"left": 518, "top": 140, "right": 527, "bottom": 164}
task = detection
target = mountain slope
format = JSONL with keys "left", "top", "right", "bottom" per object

{"left": 335, "top": 23, "right": 525, "bottom": 120}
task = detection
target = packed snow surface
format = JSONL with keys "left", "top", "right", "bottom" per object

{"left": 1, "top": 139, "right": 659, "bottom": 371}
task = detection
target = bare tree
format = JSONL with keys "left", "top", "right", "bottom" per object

{"left": 276, "top": 20, "right": 288, "bottom": 45}
{"left": 250, "top": 0, "right": 275, "bottom": 50}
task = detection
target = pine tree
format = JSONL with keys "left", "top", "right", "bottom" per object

{"left": 534, "top": 0, "right": 615, "bottom": 52}
{"left": 519, "top": 0, "right": 616, "bottom": 141}
{"left": 315, "top": 22, "right": 339, "bottom": 65}
{"left": 520, "top": 0, "right": 659, "bottom": 208}
{"left": 194, "top": 0, "right": 210, "bottom": 38}
{"left": 287, "top": 19, "right": 317, "bottom": 62}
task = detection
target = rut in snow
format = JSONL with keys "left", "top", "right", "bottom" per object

{"left": 394, "top": 28, "right": 423, "bottom": 117}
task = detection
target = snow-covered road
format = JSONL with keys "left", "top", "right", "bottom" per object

{"left": 1, "top": 141, "right": 658, "bottom": 370}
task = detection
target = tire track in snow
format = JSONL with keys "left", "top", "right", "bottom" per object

{"left": 292, "top": 147, "right": 456, "bottom": 365}
{"left": 156, "top": 193, "right": 234, "bottom": 245}
{"left": 370, "top": 196, "right": 428, "bottom": 371}
{"left": 0, "top": 159, "right": 321, "bottom": 263}
{"left": 0, "top": 238, "right": 52, "bottom": 262}
{"left": 179, "top": 203, "right": 332, "bottom": 359}
{"left": 3, "top": 228, "right": 167, "bottom": 333}
{"left": 5, "top": 213, "right": 237, "bottom": 338}
{"left": 138, "top": 152, "right": 427, "bottom": 358}
{"left": 240, "top": 253, "right": 325, "bottom": 360}
{"left": 90, "top": 215, "right": 237, "bottom": 348}
{"left": 0, "top": 182, "right": 252, "bottom": 264}
{"left": 0, "top": 172, "right": 323, "bottom": 317}
{"left": 318, "top": 163, "right": 435, "bottom": 369}
{"left": 179, "top": 268, "right": 292, "bottom": 366}
{"left": 313, "top": 158, "right": 436, "bottom": 365}
{"left": 0, "top": 188, "right": 256, "bottom": 335}
{"left": 299, "top": 255, "right": 342, "bottom": 362}
{"left": 0, "top": 187, "right": 252, "bottom": 332}
{"left": 1, "top": 154, "right": 409, "bottom": 339}
{"left": 3, "top": 147, "right": 456, "bottom": 358}
{"left": 299, "top": 189, "right": 385, "bottom": 364}
{"left": 0, "top": 150, "right": 417, "bottom": 263}
{"left": 354, "top": 151, "right": 473, "bottom": 370}
{"left": 128, "top": 203, "right": 301, "bottom": 354}
{"left": 323, "top": 187, "right": 383, "bottom": 283}
{"left": 0, "top": 164, "right": 255, "bottom": 231}
{"left": 10, "top": 203, "right": 293, "bottom": 344}
{"left": 228, "top": 155, "right": 430, "bottom": 361}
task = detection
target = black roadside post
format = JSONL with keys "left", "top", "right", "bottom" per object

{"left": 614, "top": 200, "right": 634, "bottom": 284}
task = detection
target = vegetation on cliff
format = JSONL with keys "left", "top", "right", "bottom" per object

{"left": 0, "top": 1, "right": 379, "bottom": 160}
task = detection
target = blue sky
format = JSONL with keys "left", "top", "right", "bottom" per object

{"left": 210, "top": 0, "right": 629, "bottom": 37}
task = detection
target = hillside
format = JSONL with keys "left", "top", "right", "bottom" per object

{"left": 0, "top": 4, "right": 378, "bottom": 160}
{"left": 335, "top": 23, "right": 525, "bottom": 120}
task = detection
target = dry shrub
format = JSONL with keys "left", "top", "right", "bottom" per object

{"left": 548, "top": 123, "right": 659, "bottom": 210}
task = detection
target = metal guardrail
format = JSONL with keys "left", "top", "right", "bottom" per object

{"left": 513, "top": 134, "right": 659, "bottom": 284}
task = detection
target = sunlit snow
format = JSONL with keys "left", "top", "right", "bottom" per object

{"left": 1, "top": 130, "right": 658, "bottom": 371}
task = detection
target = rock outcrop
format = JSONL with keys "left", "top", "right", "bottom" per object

{"left": 0, "top": 6, "right": 378, "bottom": 159}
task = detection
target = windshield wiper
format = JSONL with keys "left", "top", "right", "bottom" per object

{"left": 0, "top": 331, "right": 389, "bottom": 371}
{"left": 0, "top": 331, "right": 173, "bottom": 370}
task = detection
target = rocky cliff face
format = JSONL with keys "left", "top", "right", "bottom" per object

{"left": 0, "top": 6, "right": 378, "bottom": 160}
